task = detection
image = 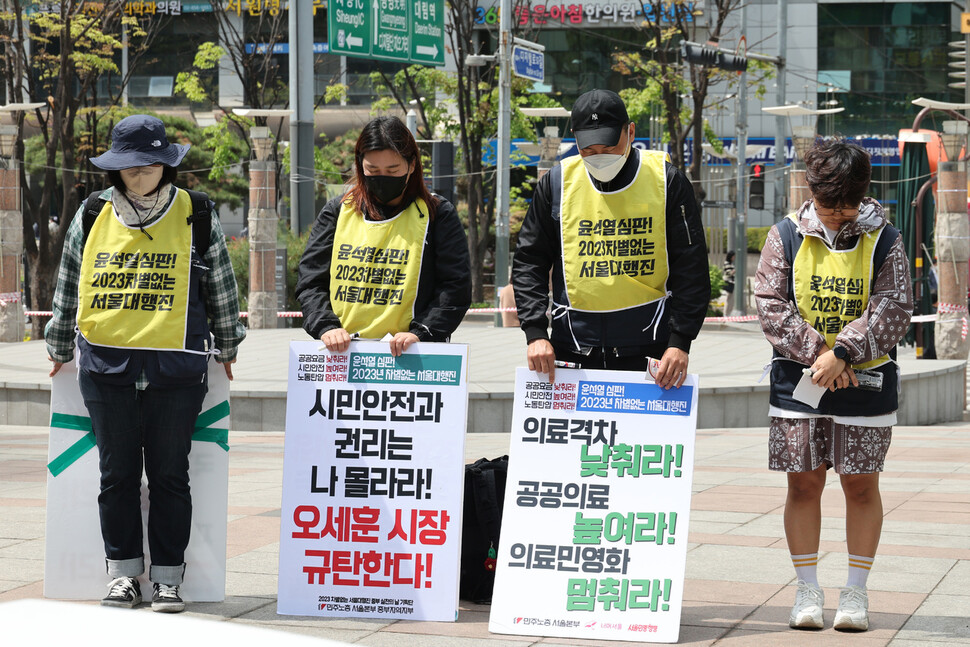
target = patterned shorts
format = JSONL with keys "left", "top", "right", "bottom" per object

{"left": 768, "top": 417, "right": 892, "bottom": 474}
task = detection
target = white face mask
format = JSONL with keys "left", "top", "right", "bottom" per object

{"left": 120, "top": 165, "right": 164, "bottom": 197}
{"left": 583, "top": 143, "right": 631, "bottom": 183}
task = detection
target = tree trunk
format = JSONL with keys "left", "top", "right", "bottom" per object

{"left": 467, "top": 173, "right": 483, "bottom": 302}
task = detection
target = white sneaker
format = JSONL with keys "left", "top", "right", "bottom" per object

{"left": 834, "top": 585, "right": 869, "bottom": 631}
{"left": 789, "top": 580, "right": 824, "bottom": 629}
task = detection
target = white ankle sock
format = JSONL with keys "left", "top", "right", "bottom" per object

{"left": 791, "top": 553, "right": 819, "bottom": 585}
{"left": 846, "top": 554, "right": 873, "bottom": 589}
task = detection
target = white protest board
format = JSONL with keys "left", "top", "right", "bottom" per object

{"left": 278, "top": 340, "right": 468, "bottom": 620}
{"left": 489, "top": 367, "right": 698, "bottom": 643}
{"left": 44, "top": 357, "right": 231, "bottom": 601}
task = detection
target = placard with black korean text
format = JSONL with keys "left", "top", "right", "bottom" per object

{"left": 489, "top": 367, "right": 698, "bottom": 643}
{"left": 278, "top": 341, "right": 468, "bottom": 620}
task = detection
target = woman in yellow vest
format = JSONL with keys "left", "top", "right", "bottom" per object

{"left": 44, "top": 114, "right": 246, "bottom": 613}
{"left": 297, "top": 116, "right": 471, "bottom": 354}
{"left": 755, "top": 139, "right": 912, "bottom": 632}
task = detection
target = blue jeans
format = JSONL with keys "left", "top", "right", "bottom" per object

{"left": 79, "top": 370, "right": 207, "bottom": 585}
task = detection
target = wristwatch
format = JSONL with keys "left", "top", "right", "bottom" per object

{"left": 832, "top": 345, "right": 849, "bottom": 362}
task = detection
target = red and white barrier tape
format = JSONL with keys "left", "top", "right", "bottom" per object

{"left": 937, "top": 302, "right": 969, "bottom": 314}
{"left": 933, "top": 304, "right": 969, "bottom": 339}
{"left": 702, "top": 314, "right": 760, "bottom": 323}
{"left": 238, "top": 311, "right": 304, "bottom": 318}
{"left": 0, "top": 292, "right": 21, "bottom": 307}
{"left": 467, "top": 307, "right": 518, "bottom": 313}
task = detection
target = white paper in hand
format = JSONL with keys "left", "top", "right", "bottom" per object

{"left": 792, "top": 371, "right": 826, "bottom": 408}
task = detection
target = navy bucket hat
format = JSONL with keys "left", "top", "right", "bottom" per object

{"left": 90, "top": 115, "right": 190, "bottom": 170}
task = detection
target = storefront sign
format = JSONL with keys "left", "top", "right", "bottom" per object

{"left": 474, "top": 1, "right": 696, "bottom": 27}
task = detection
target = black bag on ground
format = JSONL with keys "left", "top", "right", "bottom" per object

{"left": 459, "top": 455, "right": 508, "bottom": 604}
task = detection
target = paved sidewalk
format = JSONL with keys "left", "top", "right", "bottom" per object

{"left": 2, "top": 422, "right": 969, "bottom": 645}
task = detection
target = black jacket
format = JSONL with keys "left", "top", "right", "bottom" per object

{"left": 512, "top": 149, "right": 710, "bottom": 353}
{"left": 296, "top": 194, "right": 472, "bottom": 341}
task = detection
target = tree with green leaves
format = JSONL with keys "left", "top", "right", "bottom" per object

{"left": 614, "top": 0, "right": 774, "bottom": 192}
{"left": 366, "top": 1, "right": 559, "bottom": 302}
{"left": 0, "top": 0, "right": 166, "bottom": 338}
{"left": 173, "top": 4, "right": 288, "bottom": 154}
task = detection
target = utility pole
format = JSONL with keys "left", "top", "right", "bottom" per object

{"left": 774, "top": 0, "right": 787, "bottom": 220}
{"left": 494, "top": 0, "right": 512, "bottom": 327}
{"left": 683, "top": 26, "right": 783, "bottom": 316}
{"left": 289, "top": 0, "right": 315, "bottom": 234}
{"left": 732, "top": 3, "right": 748, "bottom": 316}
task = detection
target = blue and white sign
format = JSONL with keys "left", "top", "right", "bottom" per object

{"left": 512, "top": 45, "right": 544, "bottom": 82}
{"left": 575, "top": 381, "right": 693, "bottom": 416}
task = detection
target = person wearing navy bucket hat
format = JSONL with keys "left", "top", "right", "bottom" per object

{"left": 45, "top": 114, "right": 246, "bottom": 612}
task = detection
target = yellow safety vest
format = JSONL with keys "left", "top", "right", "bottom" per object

{"left": 559, "top": 151, "right": 668, "bottom": 312}
{"left": 330, "top": 199, "right": 428, "bottom": 338}
{"left": 77, "top": 189, "right": 194, "bottom": 351}
{"left": 790, "top": 214, "right": 890, "bottom": 369}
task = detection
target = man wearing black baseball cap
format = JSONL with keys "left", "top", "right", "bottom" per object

{"left": 45, "top": 114, "right": 246, "bottom": 612}
{"left": 512, "top": 89, "right": 709, "bottom": 382}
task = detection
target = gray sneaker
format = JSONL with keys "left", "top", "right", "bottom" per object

{"left": 101, "top": 577, "right": 142, "bottom": 608}
{"left": 152, "top": 583, "right": 185, "bottom": 613}
{"left": 789, "top": 580, "right": 824, "bottom": 629}
{"left": 834, "top": 585, "right": 869, "bottom": 631}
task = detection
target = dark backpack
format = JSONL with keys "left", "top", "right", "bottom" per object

{"left": 459, "top": 456, "right": 508, "bottom": 604}
{"left": 82, "top": 188, "right": 214, "bottom": 257}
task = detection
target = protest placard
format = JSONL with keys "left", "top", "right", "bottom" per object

{"left": 278, "top": 341, "right": 468, "bottom": 620}
{"left": 44, "top": 358, "right": 230, "bottom": 601}
{"left": 489, "top": 367, "right": 698, "bottom": 643}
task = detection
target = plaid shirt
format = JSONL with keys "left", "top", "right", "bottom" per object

{"left": 45, "top": 187, "right": 246, "bottom": 371}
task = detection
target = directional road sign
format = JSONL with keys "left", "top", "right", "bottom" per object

{"left": 328, "top": 0, "right": 445, "bottom": 67}
{"left": 511, "top": 45, "right": 544, "bottom": 83}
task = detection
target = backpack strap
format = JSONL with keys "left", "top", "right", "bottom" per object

{"left": 185, "top": 189, "right": 214, "bottom": 259}
{"left": 548, "top": 165, "right": 563, "bottom": 221}
{"left": 81, "top": 190, "right": 109, "bottom": 246}
{"left": 776, "top": 215, "right": 801, "bottom": 301}
{"left": 872, "top": 223, "right": 898, "bottom": 273}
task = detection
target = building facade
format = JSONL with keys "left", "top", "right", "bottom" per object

{"left": 8, "top": 0, "right": 963, "bottom": 227}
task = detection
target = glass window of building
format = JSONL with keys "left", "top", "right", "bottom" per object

{"left": 818, "top": 2, "right": 960, "bottom": 136}
{"left": 125, "top": 9, "right": 221, "bottom": 108}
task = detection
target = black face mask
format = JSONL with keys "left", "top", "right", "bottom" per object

{"left": 363, "top": 173, "right": 409, "bottom": 204}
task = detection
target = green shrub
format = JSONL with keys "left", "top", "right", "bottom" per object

{"left": 705, "top": 227, "right": 727, "bottom": 250}
{"left": 709, "top": 264, "right": 724, "bottom": 300}
{"left": 705, "top": 226, "right": 771, "bottom": 253}
{"left": 746, "top": 227, "right": 770, "bottom": 253}
{"left": 226, "top": 222, "right": 312, "bottom": 321}
{"left": 226, "top": 236, "right": 249, "bottom": 314}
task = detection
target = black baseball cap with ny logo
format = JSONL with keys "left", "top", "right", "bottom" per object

{"left": 570, "top": 89, "right": 630, "bottom": 149}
